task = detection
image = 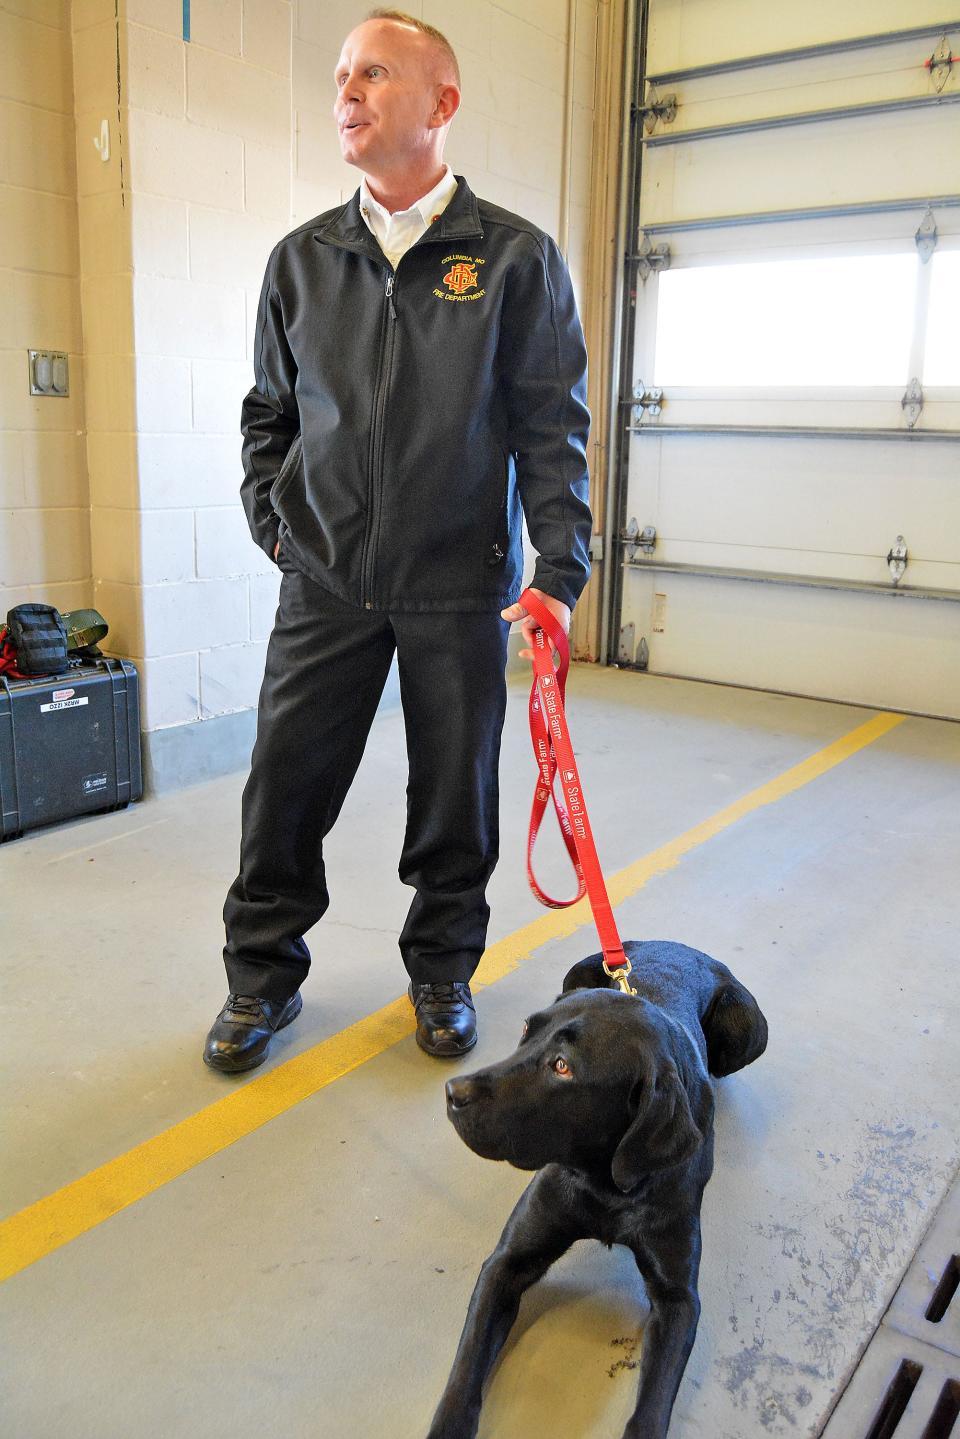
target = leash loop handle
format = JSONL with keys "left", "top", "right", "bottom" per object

{"left": 519, "top": 588, "right": 632, "bottom": 983}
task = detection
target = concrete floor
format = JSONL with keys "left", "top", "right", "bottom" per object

{"left": 2, "top": 666, "right": 959, "bottom": 1439}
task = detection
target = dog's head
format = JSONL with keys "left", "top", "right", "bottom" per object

{"left": 561, "top": 948, "right": 768, "bottom": 1079}
{"left": 445, "top": 990, "right": 712, "bottom": 1193}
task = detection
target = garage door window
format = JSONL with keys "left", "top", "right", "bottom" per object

{"left": 653, "top": 253, "right": 918, "bottom": 387}
{"left": 924, "top": 250, "right": 960, "bottom": 386}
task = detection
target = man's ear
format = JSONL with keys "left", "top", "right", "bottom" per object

{"left": 611, "top": 1060, "right": 703, "bottom": 1192}
{"left": 701, "top": 978, "right": 768, "bottom": 1077}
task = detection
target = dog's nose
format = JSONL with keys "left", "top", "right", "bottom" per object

{"left": 445, "top": 1077, "right": 479, "bottom": 1110}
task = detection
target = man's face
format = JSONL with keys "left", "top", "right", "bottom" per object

{"left": 333, "top": 19, "right": 452, "bottom": 174}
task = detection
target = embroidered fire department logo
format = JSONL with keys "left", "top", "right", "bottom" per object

{"left": 434, "top": 253, "right": 486, "bottom": 303}
{"left": 443, "top": 262, "right": 478, "bottom": 294}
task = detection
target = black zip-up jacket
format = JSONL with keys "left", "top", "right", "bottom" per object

{"left": 240, "top": 174, "right": 592, "bottom": 613}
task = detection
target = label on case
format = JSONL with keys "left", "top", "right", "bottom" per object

{"left": 82, "top": 774, "right": 108, "bottom": 794}
{"left": 40, "top": 697, "right": 89, "bottom": 713}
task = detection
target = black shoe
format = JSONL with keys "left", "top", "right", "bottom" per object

{"left": 408, "top": 981, "right": 477, "bottom": 1057}
{"left": 203, "top": 992, "right": 302, "bottom": 1073}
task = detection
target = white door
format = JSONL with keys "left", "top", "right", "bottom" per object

{"left": 614, "top": 2, "right": 960, "bottom": 718}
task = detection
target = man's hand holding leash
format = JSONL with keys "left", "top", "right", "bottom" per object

{"left": 501, "top": 588, "right": 570, "bottom": 659}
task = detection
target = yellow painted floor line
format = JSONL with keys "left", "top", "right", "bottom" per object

{"left": 0, "top": 710, "right": 904, "bottom": 1284}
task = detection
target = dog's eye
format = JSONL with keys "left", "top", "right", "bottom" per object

{"left": 552, "top": 1056, "right": 571, "bottom": 1077}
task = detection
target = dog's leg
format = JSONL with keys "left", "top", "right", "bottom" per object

{"left": 621, "top": 1215, "right": 703, "bottom": 1439}
{"left": 426, "top": 1169, "right": 583, "bottom": 1439}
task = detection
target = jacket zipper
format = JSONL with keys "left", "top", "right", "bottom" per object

{"left": 361, "top": 272, "right": 398, "bottom": 607}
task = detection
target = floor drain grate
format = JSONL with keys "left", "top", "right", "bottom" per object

{"left": 927, "top": 1257, "right": 960, "bottom": 1326}
{"left": 923, "top": 1379, "right": 960, "bottom": 1438}
{"left": 821, "top": 1176, "right": 960, "bottom": 1439}
{"left": 864, "top": 1359, "right": 923, "bottom": 1439}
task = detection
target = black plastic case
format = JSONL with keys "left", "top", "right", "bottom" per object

{"left": 0, "top": 657, "right": 142, "bottom": 841}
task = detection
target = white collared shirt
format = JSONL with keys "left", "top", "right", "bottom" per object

{"left": 359, "top": 164, "right": 458, "bottom": 269}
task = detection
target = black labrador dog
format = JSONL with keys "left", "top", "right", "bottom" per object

{"left": 427, "top": 939, "right": 768, "bottom": 1439}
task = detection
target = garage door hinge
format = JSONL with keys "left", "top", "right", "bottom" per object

{"left": 915, "top": 207, "right": 938, "bottom": 262}
{"left": 638, "top": 91, "right": 677, "bottom": 133}
{"left": 632, "top": 233, "right": 672, "bottom": 281}
{"left": 901, "top": 378, "right": 923, "bottom": 428}
{"left": 632, "top": 382, "right": 663, "bottom": 422}
{"left": 925, "top": 36, "right": 955, "bottom": 94}
{"left": 620, "top": 518, "right": 657, "bottom": 558}
{"left": 886, "top": 535, "right": 908, "bottom": 585}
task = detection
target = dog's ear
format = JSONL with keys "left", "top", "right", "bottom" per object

{"left": 611, "top": 1059, "right": 703, "bottom": 1192}
{"left": 701, "top": 978, "right": 768, "bottom": 1077}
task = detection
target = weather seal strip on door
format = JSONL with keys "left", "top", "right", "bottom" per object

{"left": 627, "top": 424, "right": 960, "bottom": 443}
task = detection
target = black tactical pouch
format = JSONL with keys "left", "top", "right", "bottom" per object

{"left": 5, "top": 605, "right": 69, "bottom": 676}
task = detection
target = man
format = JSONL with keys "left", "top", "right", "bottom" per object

{"left": 204, "top": 8, "right": 592, "bottom": 1072}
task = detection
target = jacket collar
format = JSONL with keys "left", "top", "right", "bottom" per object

{"left": 313, "top": 173, "right": 483, "bottom": 260}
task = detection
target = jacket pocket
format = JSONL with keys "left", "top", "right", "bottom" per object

{"left": 269, "top": 433, "right": 303, "bottom": 509}
{"left": 484, "top": 451, "right": 510, "bottom": 570}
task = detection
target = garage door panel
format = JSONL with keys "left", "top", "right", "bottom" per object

{"left": 640, "top": 110, "right": 960, "bottom": 227}
{"left": 619, "top": 574, "right": 960, "bottom": 718}
{"left": 638, "top": 436, "right": 960, "bottom": 570}
{"left": 636, "top": 542, "right": 960, "bottom": 592}
{"left": 651, "top": 38, "right": 957, "bottom": 137}
{"left": 646, "top": 1, "right": 960, "bottom": 77}
{"left": 663, "top": 211, "right": 960, "bottom": 263}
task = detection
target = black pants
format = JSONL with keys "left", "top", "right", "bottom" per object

{"left": 222, "top": 559, "right": 510, "bottom": 1003}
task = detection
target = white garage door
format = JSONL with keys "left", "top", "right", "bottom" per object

{"left": 612, "top": 2, "right": 960, "bottom": 718}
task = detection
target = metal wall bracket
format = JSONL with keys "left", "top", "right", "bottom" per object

{"left": 616, "top": 624, "right": 650, "bottom": 669}
{"left": 620, "top": 519, "right": 657, "bottom": 559}
{"left": 901, "top": 378, "right": 924, "bottom": 428}
{"left": 634, "top": 233, "right": 672, "bottom": 281}
{"left": 886, "top": 535, "right": 908, "bottom": 585}
{"left": 638, "top": 91, "right": 678, "bottom": 133}
{"left": 915, "top": 207, "right": 938, "bottom": 262}
{"left": 632, "top": 383, "right": 663, "bottom": 422}
{"left": 926, "top": 36, "right": 955, "bottom": 93}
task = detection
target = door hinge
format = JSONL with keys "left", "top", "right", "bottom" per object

{"left": 620, "top": 518, "right": 656, "bottom": 559}
{"left": 638, "top": 91, "right": 678, "bottom": 133}
{"left": 633, "top": 233, "right": 671, "bottom": 282}
{"left": 886, "top": 535, "right": 908, "bottom": 585}
{"left": 926, "top": 36, "right": 955, "bottom": 94}
{"left": 632, "top": 383, "right": 663, "bottom": 423}
{"left": 901, "top": 378, "right": 923, "bottom": 429}
{"left": 915, "top": 207, "right": 938, "bottom": 263}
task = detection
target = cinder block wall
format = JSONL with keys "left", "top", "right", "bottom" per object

{"left": 3, "top": 0, "right": 598, "bottom": 791}
{"left": 0, "top": 1, "right": 91, "bottom": 619}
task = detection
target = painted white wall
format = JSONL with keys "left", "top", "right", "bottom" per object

{"left": 0, "top": 1, "right": 91, "bottom": 621}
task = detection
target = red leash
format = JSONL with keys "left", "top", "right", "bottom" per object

{"left": 520, "top": 588, "right": 636, "bottom": 993}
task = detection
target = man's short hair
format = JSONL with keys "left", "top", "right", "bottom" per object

{"left": 365, "top": 8, "right": 461, "bottom": 89}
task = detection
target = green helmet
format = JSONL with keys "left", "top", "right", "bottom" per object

{"left": 61, "top": 608, "right": 109, "bottom": 652}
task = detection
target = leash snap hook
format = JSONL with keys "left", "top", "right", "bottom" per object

{"left": 603, "top": 956, "right": 638, "bottom": 996}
